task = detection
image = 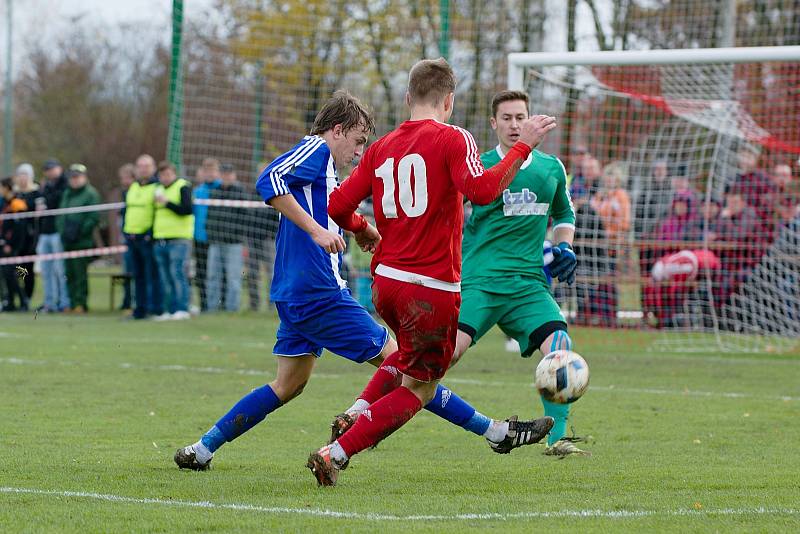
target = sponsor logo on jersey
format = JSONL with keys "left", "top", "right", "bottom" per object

{"left": 362, "top": 409, "right": 372, "bottom": 421}
{"left": 502, "top": 188, "right": 550, "bottom": 217}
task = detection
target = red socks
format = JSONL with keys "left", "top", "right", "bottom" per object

{"left": 357, "top": 350, "right": 403, "bottom": 404}
{"left": 337, "top": 386, "right": 423, "bottom": 457}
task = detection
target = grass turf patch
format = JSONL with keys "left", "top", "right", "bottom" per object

{"left": 0, "top": 312, "right": 798, "bottom": 532}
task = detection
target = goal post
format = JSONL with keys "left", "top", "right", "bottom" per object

{"left": 507, "top": 46, "right": 800, "bottom": 353}
{"left": 508, "top": 46, "right": 800, "bottom": 88}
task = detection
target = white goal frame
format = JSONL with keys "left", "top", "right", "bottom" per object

{"left": 506, "top": 45, "right": 800, "bottom": 353}
{"left": 508, "top": 45, "right": 800, "bottom": 90}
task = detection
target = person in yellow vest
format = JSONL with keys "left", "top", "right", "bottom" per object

{"left": 153, "top": 161, "right": 194, "bottom": 320}
{"left": 123, "top": 155, "right": 163, "bottom": 320}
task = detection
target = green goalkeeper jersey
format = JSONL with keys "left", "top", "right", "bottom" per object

{"left": 461, "top": 145, "right": 575, "bottom": 294}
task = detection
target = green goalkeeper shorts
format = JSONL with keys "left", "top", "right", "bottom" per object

{"left": 458, "top": 281, "right": 567, "bottom": 358}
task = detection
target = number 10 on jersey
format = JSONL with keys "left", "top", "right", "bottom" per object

{"left": 375, "top": 154, "right": 428, "bottom": 218}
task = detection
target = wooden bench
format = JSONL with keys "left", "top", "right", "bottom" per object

{"left": 89, "top": 272, "right": 132, "bottom": 311}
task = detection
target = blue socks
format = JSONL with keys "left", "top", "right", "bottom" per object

{"left": 201, "top": 384, "right": 282, "bottom": 452}
{"left": 200, "top": 425, "right": 226, "bottom": 453}
{"left": 424, "top": 384, "right": 491, "bottom": 435}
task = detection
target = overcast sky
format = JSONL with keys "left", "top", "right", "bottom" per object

{"left": 4, "top": 0, "right": 210, "bottom": 73}
{"left": 3, "top": 0, "right": 601, "bottom": 76}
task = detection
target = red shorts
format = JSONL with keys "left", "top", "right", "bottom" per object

{"left": 372, "top": 274, "right": 461, "bottom": 382}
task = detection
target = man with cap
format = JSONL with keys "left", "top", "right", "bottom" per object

{"left": 36, "top": 159, "right": 71, "bottom": 312}
{"left": 56, "top": 164, "right": 101, "bottom": 313}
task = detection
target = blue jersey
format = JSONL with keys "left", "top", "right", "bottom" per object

{"left": 193, "top": 178, "right": 221, "bottom": 243}
{"left": 256, "top": 135, "right": 347, "bottom": 303}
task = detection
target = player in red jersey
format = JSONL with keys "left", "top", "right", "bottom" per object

{"left": 306, "top": 58, "right": 556, "bottom": 486}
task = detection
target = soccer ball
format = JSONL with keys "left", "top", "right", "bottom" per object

{"left": 535, "top": 350, "right": 589, "bottom": 404}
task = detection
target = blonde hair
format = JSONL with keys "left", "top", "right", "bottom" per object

{"left": 602, "top": 161, "right": 628, "bottom": 189}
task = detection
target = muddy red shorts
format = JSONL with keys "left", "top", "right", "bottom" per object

{"left": 372, "top": 274, "right": 461, "bottom": 383}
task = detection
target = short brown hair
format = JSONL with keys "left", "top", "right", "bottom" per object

{"left": 491, "top": 90, "right": 529, "bottom": 117}
{"left": 158, "top": 161, "right": 176, "bottom": 174}
{"left": 310, "top": 90, "right": 374, "bottom": 136}
{"left": 407, "top": 58, "right": 456, "bottom": 107}
{"left": 118, "top": 163, "right": 135, "bottom": 177}
{"left": 201, "top": 158, "right": 220, "bottom": 170}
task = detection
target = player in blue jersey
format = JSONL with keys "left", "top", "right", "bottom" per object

{"left": 174, "top": 91, "right": 551, "bottom": 471}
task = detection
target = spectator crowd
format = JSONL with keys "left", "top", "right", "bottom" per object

{"left": 568, "top": 145, "right": 799, "bottom": 329}
{"left": 0, "top": 156, "right": 279, "bottom": 318}
{"left": 2, "top": 146, "right": 797, "bottom": 328}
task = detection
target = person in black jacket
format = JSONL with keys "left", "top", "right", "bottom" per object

{"left": 14, "top": 164, "right": 42, "bottom": 301}
{"left": 0, "top": 177, "right": 30, "bottom": 311}
{"left": 205, "top": 164, "right": 247, "bottom": 312}
{"left": 244, "top": 184, "right": 278, "bottom": 311}
{"left": 35, "top": 159, "right": 71, "bottom": 312}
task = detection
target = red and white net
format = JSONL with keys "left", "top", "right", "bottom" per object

{"left": 526, "top": 58, "right": 800, "bottom": 352}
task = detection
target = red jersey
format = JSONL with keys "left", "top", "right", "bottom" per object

{"left": 329, "top": 119, "right": 531, "bottom": 289}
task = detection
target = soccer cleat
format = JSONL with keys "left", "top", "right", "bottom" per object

{"left": 329, "top": 412, "right": 357, "bottom": 444}
{"left": 488, "top": 415, "right": 554, "bottom": 454}
{"left": 544, "top": 437, "right": 591, "bottom": 458}
{"left": 307, "top": 445, "right": 341, "bottom": 487}
{"left": 174, "top": 445, "right": 212, "bottom": 471}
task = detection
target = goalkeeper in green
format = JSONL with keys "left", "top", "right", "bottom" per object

{"left": 452, "top": 90, "right": 587, "bottom": 456}
{"left": 331, "top": 90, "right": 584, "bottom": 457}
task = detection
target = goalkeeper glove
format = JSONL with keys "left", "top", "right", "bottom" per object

{"left": 549, "top": 242, "right": 577, "bottom": 285}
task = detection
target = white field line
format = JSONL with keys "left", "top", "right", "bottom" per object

{"left": 0, "top": 487, "right": 797, "bottom": 521}
{"left": 1, "top": 357, "right": 797, "bottom": 402}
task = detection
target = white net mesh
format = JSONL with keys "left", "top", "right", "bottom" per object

{"left": 524, "top": 57, "right": 800, "bottom": 353}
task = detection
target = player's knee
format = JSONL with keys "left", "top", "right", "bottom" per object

{"left": 450, "top": 331, "right": 471, "bottom": 368}
{"left": 270, "top": 378, "right": 308, "bottom": 403}
{"left": 382, "top": 337, "right": 398, "bottom": 357}
{"left": 404, "top": 380, "right": 438, "bottom": 405}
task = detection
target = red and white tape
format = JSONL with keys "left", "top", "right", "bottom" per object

{"left": 0, "top": 245, "right": 128, "bottom": 266}
{"left": 0, "top": 198, "right": 272, "bottom": 221}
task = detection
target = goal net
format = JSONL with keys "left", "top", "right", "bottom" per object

{"left": 509, "top": 47, "right": 800, "bottom": 353}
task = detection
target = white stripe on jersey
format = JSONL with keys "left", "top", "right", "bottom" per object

{"left": 269, "top": 136, "right": 325, "bottom": 195}
{"left": 272, "top": 136, "right": 323, "bottom": 176}
{"left": 554, "top": 156, "right": 576, "bottom": 214}
{"left": 324, "top": 154, "right": 347, "bottom": 290}
{"left": 303, "top": 184, "right": 314, "bottom": 217}
{"left": 449, "top": 125, "right": 483, "bottom": 177}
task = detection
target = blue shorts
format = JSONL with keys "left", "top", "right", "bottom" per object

{"left": 273, "top": 289, "right": 389, "bottom": 363}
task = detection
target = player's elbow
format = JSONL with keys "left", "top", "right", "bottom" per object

{"left": 327, "top": 206, "right": 349, "bottom": 228}
{"left": 327, "top": 194, "right": 355, "bottom": 228}
{"left": 468, "top": 190, "right": 499, "bottom": 206}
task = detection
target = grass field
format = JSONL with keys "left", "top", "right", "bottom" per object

{"left": 1, "top": 308, "right": 799, "bottom": 532}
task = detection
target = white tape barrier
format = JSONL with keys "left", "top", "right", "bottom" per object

{"left": 0, "top": 198, "right": 271, "bottom": 221}
{"left": 0, "top": 245, "right": 128, "bottom": 266}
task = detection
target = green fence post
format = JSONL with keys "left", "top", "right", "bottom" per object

{"left": 167, "top": 0, "right": 184, "bottom": 173}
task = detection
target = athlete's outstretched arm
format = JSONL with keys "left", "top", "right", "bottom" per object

{"left": 269, "top": 194, "right": 345, "bottom": 253}
{"left": 449, "top": 115, "right": 556, "bottom": 205}
{"left": 328, "top": 163, "right": 372, "bottom": 233}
